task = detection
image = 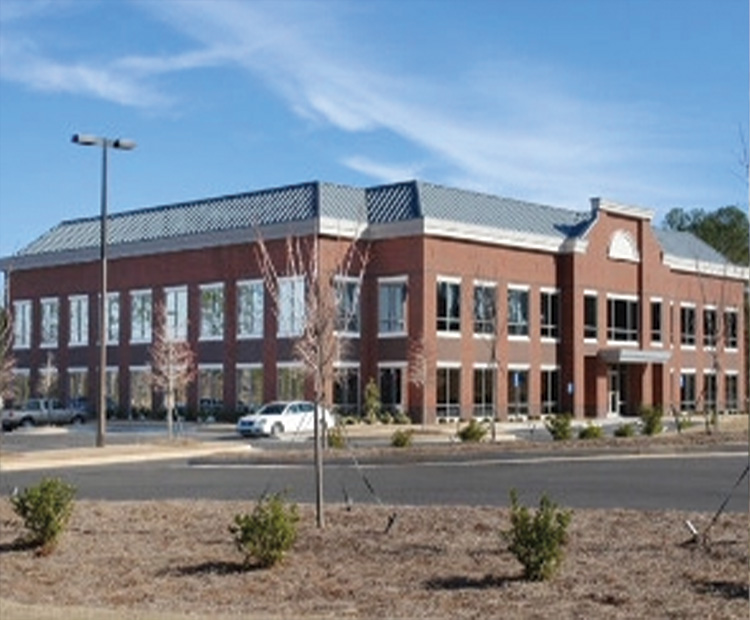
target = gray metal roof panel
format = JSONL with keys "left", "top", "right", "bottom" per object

{"left": 653, "top": 228, "right": 735, "bottom": 265}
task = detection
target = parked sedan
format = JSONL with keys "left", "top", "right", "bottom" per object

{"left": 236, "top": 401, "right": 335, "bottom": 438}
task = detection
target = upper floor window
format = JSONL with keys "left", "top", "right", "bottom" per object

{"left": 378, "top": 277, "right": 407, "bottom": 335}
{"left": 40, "top": 297, "right": 59, "bottom": 348}
{"left": 584, "top": 293, "right": 597, "bottom": 340}
{"left": 106, "top": 292, "right": 120, "bottom": 345}
{"left": 473, "top": 282, "right": 496, "bottom": 335}
{"left": 200, "top": 283, "right": 225, "bottom": 340}
{"left": 702, "top": 307, "right": 717, "bottom": 348}
{"left": 607, "top": 296, "right": 638, "bottom": 342}
{"left": 131, "top": 290, "right": 152, "bottom": 343}
{"left": 237, "top": 280, "right": 263, "bottom": 339}
{"left": 69, "top": 295, "right": 89, "bottom": 346}
{"left": 278, "top": 276, "right": 305, "bottom": 337}
{"left": 437, "top": 278, "right": 461, "bottom": 333}
{"left": 507, "top": 286, "right": 529, "bottom": 337}
{"left": 540, "top": 290, "right": 559, "bottom": 340}
{"left": 335, "top": 277, "right": 361, "bottom": 335}
{"left": 165, "top": 286, "right": 188, "bottom": 341}
{"left": 650, "top": 300, "right": 662, "bottom": 344}
{"left": 724, "top": 309, "right": 738, "bottom": 350}
{"left": 680, "top": 305, "right": 696, "bottom": 346}
{"left": 13, "top": 300, "right": 31, "bottom": 349}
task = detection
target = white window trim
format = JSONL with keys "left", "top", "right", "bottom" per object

{"left": 130, "top": 289, "right": 153, "bottom": 344}
{"left": 277, "top": 276, "right": 305, "bottom": 338}
{"left": 508, "top": 362, "right": 531, "bottom": 371}
{"left": 164, "top": 285, "right": 188, "bottom": 341}
{"left": 13, "top": 300, "right": 32, "bottom": 350}
{"left": 199, "top": 282, "right": 225, "bottom": 342}
{"left": 237, "top": 279, "right": 264, "bottom": 340}
{"left": 68, "top": 294, "right": 89, "bottom": 347}
{"left": 378, "top": 275, "right": 408, "bottom": 338}
{"left": 378, "top": 360, "right": 408, "bottom": 369}
{"left": 40, "top": 296, "right": 59, "bottom": 349}
{"left": 507, "top": 284, "right": 530, "bottom": 340}
{"left": 606, "top": 292, "right": 639, "bottom": 302}
{"left": 333, "top": 275, "right": 362, "bottom": 338}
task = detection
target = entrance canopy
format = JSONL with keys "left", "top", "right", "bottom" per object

{"left": 598, "top": 348, "right": 671, "bottom": 365}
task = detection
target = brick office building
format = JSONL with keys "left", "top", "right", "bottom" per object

{"left": 1, "top": 180, "right": 746, "bottom": 422}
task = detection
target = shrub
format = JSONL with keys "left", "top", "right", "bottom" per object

{"left": 502, "top": 489, "right": 572, "bottom": 581}
{"left": 363, "top": 378, "right": 381, "bottom": 424}
{"left": 545, "top": 413, "right": 572, "bottom": 441}
{"left": 391, "top": 428, "right": 414, "bottom": 448}
{"left": 639, "top": 406, "right": 663, "bottom": 436}
{"left": 613, "top": 423, "right": 635, "bottom": 438}
{"left": 230, "top": 493, "right": 299, "bottom": 569}
{"left": 458, "top": 419, "right": 488, "bottom": 443}
{"left": 327, "top": 425, "right": 346, "bottom": 449}
{"left": 392, "top": 410, "right": 411, "bottom": 425}
{"left": 578, "top": 423, "right": 603, "bottom": 440}
{"left": 10, "top": 477, "right": 76, "bottom": 555}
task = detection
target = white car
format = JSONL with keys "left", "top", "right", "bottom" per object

{"left": 236, "top": 401, "right": 335, "bottom": 438}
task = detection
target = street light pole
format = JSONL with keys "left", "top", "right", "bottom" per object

{"left": 72, "top": 134, "right": 136, "bottom": 448}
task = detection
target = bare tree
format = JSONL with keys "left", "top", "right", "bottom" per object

{"left": 0, "top": 308, "right": 15, "bottom": 408}
{"left": 38, "top": 352, "right": 57, "bottom": 400}
{"left": 255, "top": 231, "right": 368, "bottom": 528}
{"left": 149, "top": 301, "right": 197, "bottom": 440}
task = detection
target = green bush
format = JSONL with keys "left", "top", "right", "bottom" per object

{"left": 230, "top": 493, "right": 299, "bottom": 569}
{"left": 639, "top": 406, "right": 663, "bottom": 436}
{"left": 11, "top": 477, "right": 76, "bottom": 554}
{"left": 458, "top": 419, "right": 488, "bottom": 443}
{"left": 502, "top": 489, "right": 572, "bottom": 581}
{"left": 613, "top": 423, "right": 635, "bottom": 438}
{"left": 327, "top": 425, "right": 346, "bottom": 449}
{"left": 391, "top": 428, "right": 414, "bottom": 448}
{"left": 578, "top": 423, "right": 604, "bottom": 440}
{"left": 392, "top": 410, "right": 411, "bottom": 425}
{"left": 545, "top": 413, "right": 572, "bottom": 441}
{"left": 363, "top": 378, "right": 381, "bottom": 424}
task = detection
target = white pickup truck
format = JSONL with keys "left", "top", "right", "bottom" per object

{"left": 1, "top": 398, "right": 89, "bottom": 431}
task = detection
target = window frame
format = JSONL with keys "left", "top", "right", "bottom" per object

{"left": 237, "top": 279, "right": 264, "bottom": 340}
{"left": 702, "top": 306, "right": 717, "bottom": 349}
{"left": 473, "top": 281, "right": 497, "bottom": 336}
{"left": 540, "top": 366, "right": 560, "bottom": 414}
{"left": 436, "top": 277, "right": 461, "bottom": 335}
{"left": 680, "top": 304, "right": 696, "bottom": 348}
{"left": 277, "top": 276, "right": 305, "bottom": 338}
{"left": 334, "top": 276, "right": 361, "bottom": 336}
{"left": 199, "top": 282, "right": 225, "bottom": 341}
{"left": 583, "top": 292, "right": 598, "bottom": 341}
{"left": 436, "top": 363, "right": 461, "bottom": 420}
{"left": 540, "top": 289, "right": 560, "bottom": 341}
{"left": 164, "top": 286, "right": 188, "bottom": 341}
{"left": 12, "top": 300, "right": 32, "bottom": 350}
{"left": 130, "top": 289, "right": 153, "bottom": 344}
{"left": 724, "top": 309, "right": 738, "bottom": 350}
{"left": 378, "top": 276, "right": 407, "bottom": 337}
{"left": 507, "top": 285, "right": 530, "bottom": 339}
{"left": 650, "top": 298, "right": 662, "bottom": 345}
{"left": 606, "top": 294, "right": 639, "bottom": 344}
{"left": 472, "top": 364, "right": 496, "bottom": 419}
{"left": 379, "top": 362, "right": 406, "bottom": 414}
{"left": 40, "top": 297, "right": 59, "bottom": 348}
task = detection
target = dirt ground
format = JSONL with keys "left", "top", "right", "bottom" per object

{"left": 1, "top": 497, "right": 747, "bottom": 620}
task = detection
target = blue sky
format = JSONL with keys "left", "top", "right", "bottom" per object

{"left": 0, "top": 0, "right": 747, "bottom": 266}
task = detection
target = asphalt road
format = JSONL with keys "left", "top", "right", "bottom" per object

{"left": 1, "top": 449, "right": 747, "bottom": 513}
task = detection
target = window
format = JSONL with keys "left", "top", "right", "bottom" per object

{"left": 703, "top": 373, "right": 717, "bottom": 411}
{"left": 725, "top": 374, "right": 739, "bottom": 411}
{"left": 278, "top": 276, "right": 305, "bottom": 337}
{"left": 200, "top": 283, "right": 225, "bottom": 340}
{"left": 437, "top": 278, "right": 461, "bottom": 333}
{"left": 131, "top": 290, "right": 152, "bottom": 343}
{"left": 436, "top": 366, "right": 460, "bottom": 419}
{"left": 724, "top": 310, "right": 738, "bottom": 349}
{"left": 378, "top": 277, "right": 407, "bottom": 335}
{"left": 236, "top": 365, "right": 263, "bottom": 413}
{"left": 38, "top": 361, "right": 59, "bottom": 398}
{"left": 702, "top": 308, "right": 717, "bottom": 348}
{"left": 69, "top": 295, "right": 89, "bottom": 346}
{"left": 277, "top": 365, "right": 305, "bottom": 400}
{"left": 541, "top": 368, "right": 559, "bottom": 414}
{"left": 584, "top": 293, "right": 597, "bottom": 340}
{"left": 105, "top": 368, "right": 119, "bottom": 407}
{"left": 198, "top": 365, "right": 224, "bottom": 407}
{"left": 129, "top": 367, "right": 151, "bottom": 413}
{"left": 40, "top": 297, "right": 59, "bottom": 348}
{"left": 335, "top": 278, "right": 361, "bottom": 334}
{"left": 237, "top": 280, "right": 264, "bottom": 339}
{"left": 13, "top": 300, "right": 32, "bottom": 349}
{"left": 379, "top": 366, "right": 404, "bottom": 413}
{"left": 650, "top": 300, "right": 662, "bottom": 344}
{"left": 680, "top": 372, "right": 696, "bottom": 412}
{"left": 607, "top": 297, "right": 639, "bottom": 342}
{"left": 540, "top": 290, "right": 559, "bottom": 339}
{"left": 10, "top": 369, "right": 30, "bottom": 407}
{"left": 473, "top": 366, "right": 495, "bottom": 419}
{"left": 165, "top": 286, "right": 188, "bottom": 341}
{"left": 473, "top": 283, "right": 496, "bottom": 335}
{"left": 680, "top": 305, "right": 696, "bottom": 346}
{"left": 67, "top": 368, "right": 88, "bottom": 401}
{"left": 334, "top": 366, "right": 360, "bottom": 415}
{"left": 507, "top": 286, "right": 529, "bottom": 337}
{"left": 507, "top": 368, "right": 529, "bottom": 416}
{"left": 106, "top": 292, "right": 120, "bottom": 345}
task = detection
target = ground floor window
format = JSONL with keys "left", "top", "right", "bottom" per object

{"left": 540, "top": 368, "right": 559, "bottom": 414}
{"left": 334, "top": 366, "right": 360, "bottom": 416}
{"left": 379, "top": 366, "right": 404, "bottom": 414}
{"left": 703, "top": 373, "right": 717, "bottom": 412}
{"left": 472, "top": 367, "right": 495, "bottom": 419}
{"left": 725, "top": 374, "right": 738, "bottom": 411}
{"left": 105, "top": 369, "right": 119, "bottom": 413}
{"left": 436, "top": 366, "right": 460, "bottom": 420}
{"left": 277, "top": 365, "right": 305, "bottom": 401}
{"left": 129, "top": 367, "right": 152, "bottom": 413}
{"left": 8, "top": 369, "right": 30, "bottom": 407}
{"left": 236, "top": 365, "right": 263, "bottom": 413}
{"left": 68, "top": 369, "right": 88, "bottom": 401}
{"left": 38, "top": 356, "right": 59, "bottom": 399}
{"left": 507, "top": 368, "right": 529, "bottom": 416}
{"left": 198, "top": 366, "right": 224, "bottom": 412}
{"left": 680, "top": 372, "right": 696, "bottom": 412}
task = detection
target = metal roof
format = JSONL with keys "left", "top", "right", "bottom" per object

{"left": 653, "top": 229, "right": 732, "bottom": 265}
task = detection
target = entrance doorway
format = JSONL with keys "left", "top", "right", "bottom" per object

{"left": 607, "top": 365, "right": 627, "bottom": 416}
